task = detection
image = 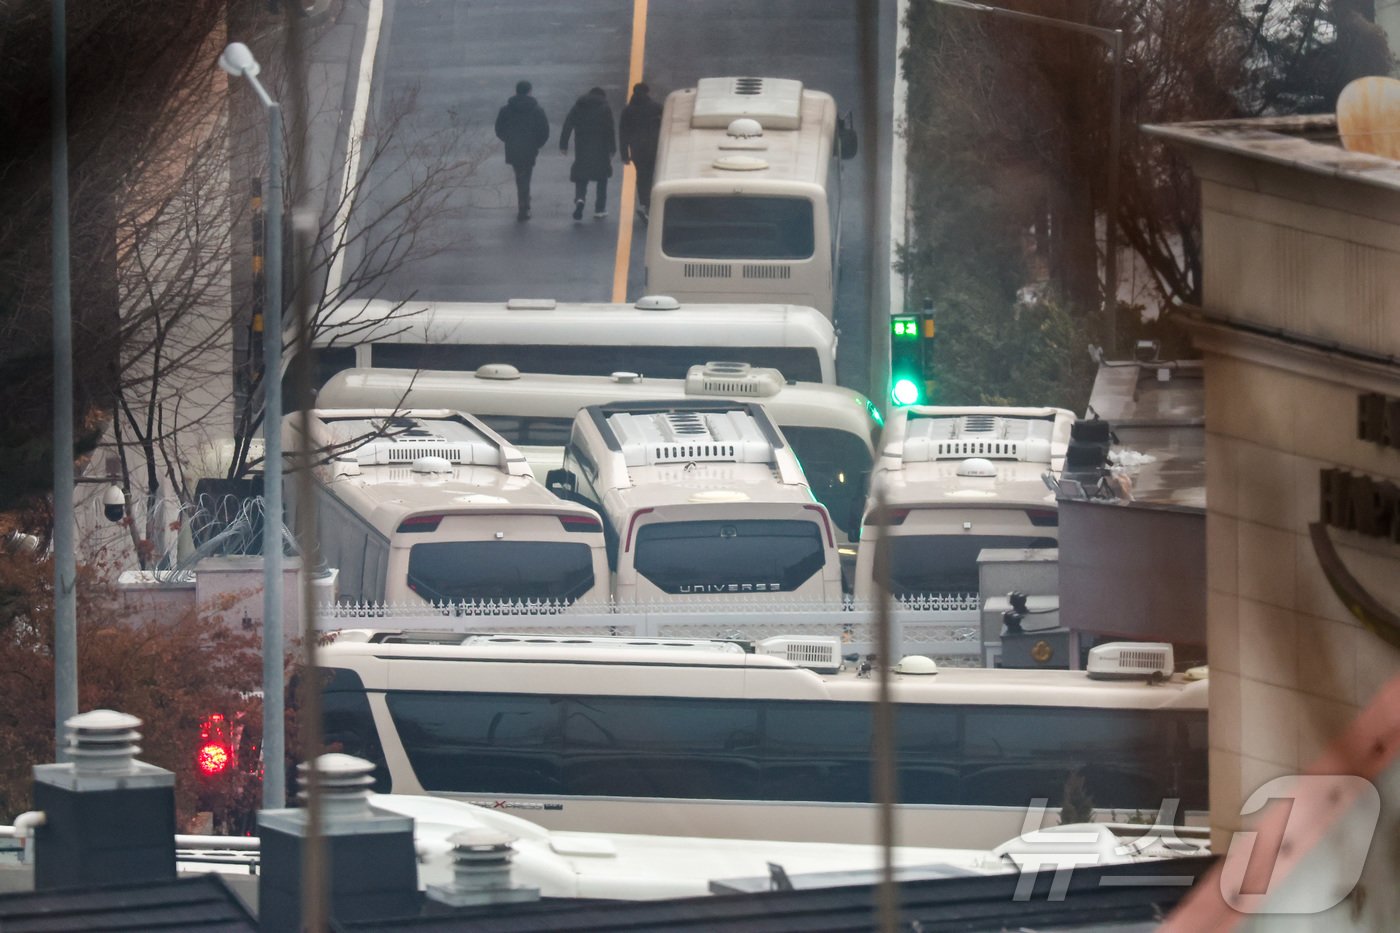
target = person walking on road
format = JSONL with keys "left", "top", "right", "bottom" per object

{"left": 560, "top": 87, "right": 616, "bottom": 221}
{"left": 619, "top": 82, "right": 662, "bottom": 223}
{"left": 495, "top": 80, "right": 550, "bottom": 221}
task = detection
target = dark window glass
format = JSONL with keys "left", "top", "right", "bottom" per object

{"left": 888, "top": 534, "right": 1058, "bottom": 596}
{"left": 961, "top": 708, "right": 1170, "bottom": 809}
{"left": 781, "top": 427, "right": 873, "bottom": 540}
{"left": 477, "top": 415, "right": 575, "bottom": 446}
{"left": 763, "top": 702, "right": 871, "bottom": 802}
{"left": 387, "top": 692, "right": 563, "bottom": 793}
{"left": 406, "top": 540, "right": 594, "bottom": 603}
{"left": 370, "top": 343, "right": 824, "bottom": 383}
{"left": 662, "top": 196, "right": 815, "bottom": 260}
{"left": 1170, "top": 712, "right": 1210, "bottom": 810}
{"left": 319, "top": 668, "right": 390, "bottom": 792}
{"left": 284, "top": 346, "right": 358, "bottom": 407}
{"left": 633, "top": 520, "right": 826, "bottom": 594}
{"left": 895, "top": 705, "right": 962, "bottom": 804}
{"left": 565, "top": 696, "right": 760, "bottom": 799}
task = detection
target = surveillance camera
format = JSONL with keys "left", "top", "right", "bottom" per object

{"left": 102, "top": 485, "right": 127, "bottom": 523}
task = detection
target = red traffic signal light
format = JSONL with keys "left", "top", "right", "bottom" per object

{"left": 197, "top": 714, "right": 235, "bottom": 777}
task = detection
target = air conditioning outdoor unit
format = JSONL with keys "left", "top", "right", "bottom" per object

{"left": 758, "top": 636, "right": 842, "bottom": 674}
{"left": 1086, "top": 642, "right": 1174, "bottom": 680}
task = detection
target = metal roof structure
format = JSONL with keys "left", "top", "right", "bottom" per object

{"left": 0, "top": 874, "right": 256, "bottom": 932}
{"left": 329, "top": 855, "right": 1217, "bottom": 932}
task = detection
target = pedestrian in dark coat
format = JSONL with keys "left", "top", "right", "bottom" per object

{"left": 619, "top": 82, "right": 662, "bottom": 220}
{"left": 495, "top": 80, "right": 550, "bottom": 220}
{"left": 560, "top": 87, "right": 616, "bottom": 220}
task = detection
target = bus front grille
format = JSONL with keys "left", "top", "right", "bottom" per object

{"left": 683, "top": 263, "right": 733, "bottom": 278}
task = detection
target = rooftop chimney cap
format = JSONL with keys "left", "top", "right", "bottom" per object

{"left": 67, "top": 709, "right": 143, "bottom": 775}
{"left": 448, "top": 828, "right": 517, "bottom": 851}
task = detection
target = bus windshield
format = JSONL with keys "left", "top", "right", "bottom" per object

{"left": 781, "top": 426, "right": 872, "bottom": 539}
{"left": 406, "top": 540, "right": 595, "bottom": 603}
{"left": 634, "top": 519, "right": 825, "bottom": 594}
{"left": 662, "top": 196, "right": 815, "bottom": 260}
{"left": 888, "top": 534, "right": 1057, "bottom": 596}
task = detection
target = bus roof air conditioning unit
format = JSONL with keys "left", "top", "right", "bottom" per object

{"left": 685, "top": 362, "right": 785, "bottom": 398}
{"left": 608, "top": 409, "right": 774, "bottom": 466}
{"left": 758, "top": 636, "right": 842, "bottom": 674}
{"left": 1087, "top": 642, "right": 1174, "bottom": 680}
{"left": 901, "top": 414, "right": 1055, "bottom": 465}
{"left": 691, "top": 77, "right": 804, "bottom": 130}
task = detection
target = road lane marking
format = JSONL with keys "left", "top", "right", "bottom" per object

{"left": 611, "top": 0, "right": 649, "bottom": 302}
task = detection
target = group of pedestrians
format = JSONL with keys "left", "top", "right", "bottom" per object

{"left": 494, "top": 81, "right": 662, "bottom": 223}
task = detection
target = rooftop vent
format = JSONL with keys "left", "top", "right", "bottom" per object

{"left": 902, "top": 413, "right": 1056, "bottom": 464}
{"left": 329, "top": 415, "right": 502, "bottom": 468}
{"left": 758, "top": 636, "right": 842, "bottom": 674}
{"left": 635, "top": 295, "right": 681, "bottom": 310}
{"left": 692, "top": 76, "right": 803, "bottom": 130}
{"left": 607, "top": 408, "right": 774, "bottom": 467}
{"left": 299, "top": 753, "right": 376, "bottom": 820}
{"left": 685, "top": 361, "right": 785, "bottom": 398}
{"left": 1087, "top": 642, "right": 1174, "bottom": 680}
{"left": 506, "top": 298, "right": 556, "bottom": 310}
{"left": 428, "top": 829, "right": 539, "bottom": 908}
{"left": 68, "top": 708, "right": 143, "bottom": 776}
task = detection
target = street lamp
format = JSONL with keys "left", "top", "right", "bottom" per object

{"left": 930, "top": 0, "right": 1123, "bottom": 352}
{"left": 219, "top": 41, "right": 287, "bottom": 812}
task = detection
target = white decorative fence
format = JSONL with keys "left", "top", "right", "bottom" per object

{"left": 321, "top": 595, "right": 984, "bottom": 666}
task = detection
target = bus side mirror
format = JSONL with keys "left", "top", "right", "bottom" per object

{"left": 545, "top": 468, "right": 577, "bottom": 497}
{"left": 837, "top": 113, "right": 858, "bottom": 160}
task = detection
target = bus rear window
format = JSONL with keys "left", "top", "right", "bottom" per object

{"left": 662, "top": 196, "right": 815, "bottom": 260}
{"left": 634, "top": 520, "right": 825, "bottom": 594}
{"left": 370, "top": 343, "right": 825, "bottom": 383}
{"left": 406, "top": 540, "right": 594, "bottom": 603}
{"left": 888, "top": 534, "right": 1057, "bottom": 596}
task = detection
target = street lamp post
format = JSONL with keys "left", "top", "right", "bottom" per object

{"left": 219, "top": 41, "right": 286, "bottom": 811}
{"left": 930, "top": 0, "right": 1124, "bottom": 352}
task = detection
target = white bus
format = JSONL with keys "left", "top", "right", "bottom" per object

{"left": 293, "top": 296, "right": 838, "bottom": 391}
{"left": 853, "top": 406, "right": 1076, "bottom": 602}
{"left": 317, "top": 631, "right": 1208, "bottom": 849}
{"left": 285, "top": 408, "right": 609, "bottom": 607}
{"left": 645, "top": 77, "right": 856, "bottom": 318}
{"left": 316, "top": 362, "right": 882, "bottom": 541}
{"left": 549, "top": 400, "right": 843, "bottom": 603}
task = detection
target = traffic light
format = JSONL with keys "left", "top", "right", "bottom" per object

{"left": 890, "top": 314, "right": 931, "bottom": 406}
{"left": 196, "top": 713, "right": 235, "bottom": 778}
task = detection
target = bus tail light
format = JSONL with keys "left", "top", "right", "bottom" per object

{"left": 397, "top": 514, "right": 444, "bottom": 533}
{"left": 804, "top": 504, "right": 835, "bottom": 548}
{"left": 559, "top": 514, "right": 603, "bottom": 534}
{"left": 624, "top": 508, "right": 655, "bottom": 552}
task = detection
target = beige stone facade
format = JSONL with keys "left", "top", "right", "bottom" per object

{"left": 1150, "top": 116, "right": 1400, "bottom": 852}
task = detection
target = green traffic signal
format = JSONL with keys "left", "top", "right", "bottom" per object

{"left": 890, "top": 315, "right": 926, "bottom": 406}
{"left": 892, "top": 376, "right": 922, "bottom": 406}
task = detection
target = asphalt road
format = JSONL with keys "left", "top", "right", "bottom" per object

{"left": 355, "top": 0, "right": 885, "bottom": 396}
